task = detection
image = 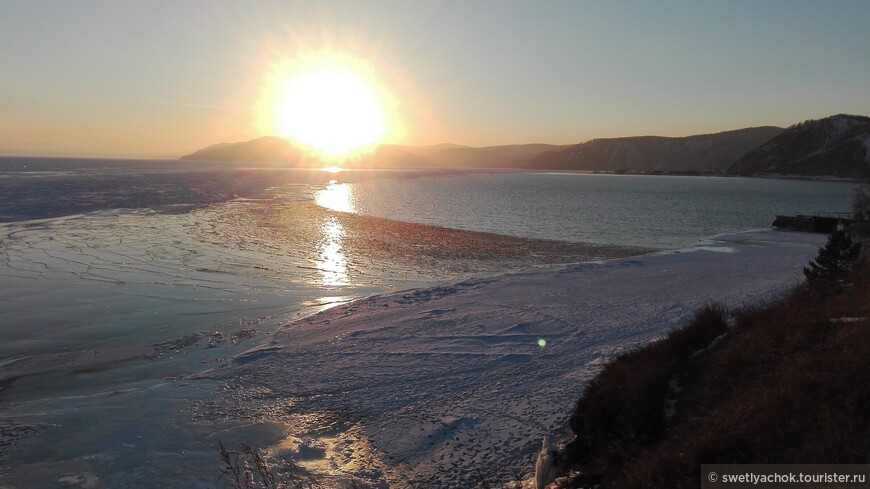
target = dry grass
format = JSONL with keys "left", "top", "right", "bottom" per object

{"left": 562, "top": 263, "right": 870, "bottom": 488}
{"left": 563, "top": 304, "right": 728, "bottom": 485}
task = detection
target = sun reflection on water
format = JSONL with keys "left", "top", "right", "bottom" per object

{"left": 313, "top": 182, "right": 354, "bottom": 287}
{"left": 315, "top": 181, "right": 355, "bottom": 213}
{"left": 316, "top": 216, "right": 348, "bottom": 286}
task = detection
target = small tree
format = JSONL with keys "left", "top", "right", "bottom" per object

{"left": 852, "top": 183, "right": 870, "bottom": 222}
{"left": 804, "top": 229, "right": 861, "bottom": 283}
{"left": 852, "top": 182, "right": 870, "bottom": 248}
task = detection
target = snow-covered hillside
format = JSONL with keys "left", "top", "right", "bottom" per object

{"left": 730, "top": 114, "right": 870, "bottom": 177}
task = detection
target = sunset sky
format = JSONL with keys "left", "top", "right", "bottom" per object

{"left": 1, "top": 0, "right": 868, "bottom": 158}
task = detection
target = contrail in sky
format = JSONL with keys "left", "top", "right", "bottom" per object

{"left": 95, "top": 96, "right": 227, "bottom": 110}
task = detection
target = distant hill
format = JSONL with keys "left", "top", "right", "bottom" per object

{"left": 419, "top": 144, "right": 569, "bottom": 168}
{"left": 181, "top": 136, "right": 305, "bottom": 164}
{"left": 728, "top": 114, "right": 870, "bottom": 178}
{"left": 528, "top": 127, "right": 784, "bottom": 173}
{"left": 350, "top": 144, "right": 435, "bottom": 168}
{"left": 181, "top": 138, "right": 568, "bottom": 169}
{"left": 182, "top": 115, "right": 870, "bottom": 176}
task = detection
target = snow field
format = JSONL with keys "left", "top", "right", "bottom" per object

{"left": 211, "top": 230, "right": 826, "bottom": 488}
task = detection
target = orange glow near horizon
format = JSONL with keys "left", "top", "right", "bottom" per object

{"left": 257, "top": 50, "right": 401, "bottom": 162}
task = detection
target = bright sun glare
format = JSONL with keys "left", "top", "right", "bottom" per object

{"left": 261, "top": 52, "right": 392, "bottom": 160}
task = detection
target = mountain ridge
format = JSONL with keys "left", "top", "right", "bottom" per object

{"left": 728, "top": 114, "right": 870, "bottom": 178}
{"left": 180, "top": 136, "right": 305, "bottom": 164}
{"left": 181, "top": 139, "right": 569, "bottom": 169}
{"left": 528, "top": 126, "right": 784, "bottom": 173}
{"left": 181, "top": 114, "right": 870, "bottom": 176}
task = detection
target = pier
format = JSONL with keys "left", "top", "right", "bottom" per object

{"left": 773, "top": 213, "right": 853, "bottom": 233}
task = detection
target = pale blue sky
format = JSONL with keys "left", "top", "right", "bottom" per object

{"left": 1, "top": 0, "right": 868, "bottom": 157}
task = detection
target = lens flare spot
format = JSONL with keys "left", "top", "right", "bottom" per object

{"left": 537, "top": 338, "right": 547, "bottom": 348}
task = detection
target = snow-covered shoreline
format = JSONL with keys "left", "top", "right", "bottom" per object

{"left": 209, "top": 229, "right": 826, "bottom": 488}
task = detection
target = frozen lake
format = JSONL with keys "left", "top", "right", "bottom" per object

{"left": 0, "top": 159, "right": 851, "bottom": 487}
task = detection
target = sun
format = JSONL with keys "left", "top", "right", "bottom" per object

{"left": 260, "top": 52, "right": 393, "bottom": 160}
{"left": 275, "top": 66, "right": 385, "bottom": 157}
